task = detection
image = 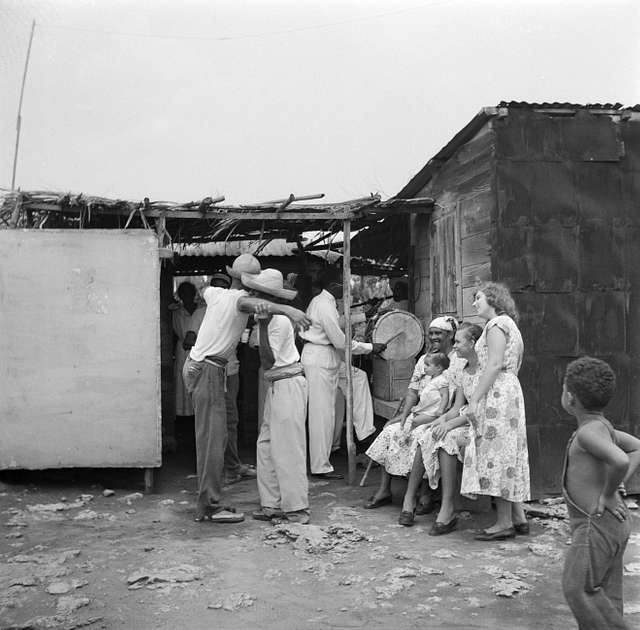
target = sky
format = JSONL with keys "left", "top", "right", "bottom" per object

{"left": 1, "top": 0, "right": 639, "bottom": 204}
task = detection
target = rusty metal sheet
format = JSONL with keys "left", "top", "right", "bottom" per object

{"left": 573, "top": 163, "right": 625, "bottom": 222}
{"left": 517, "top": 293, "right": 578, "bottom": 356}
{"left": 620, "top": 119, "right": 640, "bottom": 170}
{"left": 579, "top": 291, "right": 627, "bottom": 354}
{"left": 496, "top": 161, "right": 577, "bottom": 226}
{"left": 579, "top": 221, "right": 626, "bottom": 290}
{"left": 622, "top": 171, "right": 640, "bottom": 227}
{"left": 495, "top": 110, "right": 565, "bottom": 161}
{"left": 492, "top": 226, "right": 535, "bottom": 289}
{"left": 533, "top": 224, "right": 579, "bottom": 292}
{"left": 494, "top": 224, "right": 579, "bottom": 292}
{"left": 561, "top": 110, "right": 622, "bottom": 162}
{"left": 495, "top": 109, "right": 621, "bottom": 162}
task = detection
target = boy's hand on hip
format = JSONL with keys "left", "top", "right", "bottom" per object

{"left": 596, "top": 492, "right": 627, "bottom": 521}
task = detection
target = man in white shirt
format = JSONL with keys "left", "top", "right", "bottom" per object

{"left": 183, "top": 254, "right": 311, "bottom": 523}
{"left": 299, "top": 267, "right": 385, "bottom": 479}
{"left": 242, "top": 269, "right": 310, "bottom": 524}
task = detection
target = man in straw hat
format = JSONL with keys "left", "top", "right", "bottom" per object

{"left": 183, "top": 254, "right": 311, "bottom": 523}
{"left": 299, "top": 267, "right": 386, "bottom": 480}
{"left": 242, "top": 269, "right": 310, "bottom": 524}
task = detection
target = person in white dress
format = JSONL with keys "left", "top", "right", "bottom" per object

{"left": 172, "top": 282, "right": 206, "bottom": 417}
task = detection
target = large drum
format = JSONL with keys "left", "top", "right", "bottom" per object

{"left": 367, "top": 309, "right": 425, "bottom": 361}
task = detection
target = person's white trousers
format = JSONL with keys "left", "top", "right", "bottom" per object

{"left": 257, "top": 374, "right": 309, "bottom": 512}
{"left": 301, "top": 344, "right": 340, "bottom": 474}
{"left": 333, "top": 364, "right": 375, "bottom": 450}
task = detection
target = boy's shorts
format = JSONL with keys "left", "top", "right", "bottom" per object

{"left": 562, "top": 506, "right": 631, "bottom": 629}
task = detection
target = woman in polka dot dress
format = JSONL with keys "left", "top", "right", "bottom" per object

{"left": 460, "top": 282, "right": 531, "bottom": 541}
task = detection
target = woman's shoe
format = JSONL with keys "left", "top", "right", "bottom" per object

{"left": 514, "top": 521, "right": 530, "bottom": 535}
{"left": 428, "top": 516, "right": 458, "bottom": 536}
{"left": 474, "top": 526, "right": 515, "bottom": 541}
{"left": 398, "top": 510, "right": 415, "bottom": 527}
{"left": 364, "top": 494, "right": 392, "bottom": 509}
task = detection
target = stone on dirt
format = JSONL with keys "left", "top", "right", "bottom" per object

{"left": 57, "top": 595, "right": 90, "bottom": 614}
{"left": 126, "top": 564, "right": 203, "bottom": 589}
{"left": 120, "top": 492, "right": 144, "bottom": 504}
{"left": 102, "top": 489, "right": 116, "bottom": 497}
{"left": 208, "top": 592, "right": 255, "bottom": 611}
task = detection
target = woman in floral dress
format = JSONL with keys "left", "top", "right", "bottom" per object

{"left": 363, "top": 317, "right": 463, "bottom": 509}
{"left": 397, "top": 322, "right": 483, "bottom": 530}
{"left": 461, "top": 282, "right": 531, "bottom": 541}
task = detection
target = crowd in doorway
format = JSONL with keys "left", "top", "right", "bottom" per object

{"left": 172, "top": 254, "right": 640, "bottom": 630}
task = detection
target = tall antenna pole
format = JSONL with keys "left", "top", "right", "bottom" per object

{"left": 11, "top": 19, "right": 36, "bottom": 191}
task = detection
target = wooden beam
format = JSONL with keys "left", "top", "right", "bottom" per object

{"left": 22, "top": 203, "right": 363, "bottom": 221}
{"left": 343, "top": 219, "right": 356, "bottom": 486}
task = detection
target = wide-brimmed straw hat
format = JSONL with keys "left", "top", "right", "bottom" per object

{"left": 241, "top": 268, "right": 297, "bottom": 301}
{"left": 226, "top": 253, "right": 261, "bottom": 279}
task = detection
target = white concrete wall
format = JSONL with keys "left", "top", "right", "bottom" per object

{"left": 0, "top": 230, "right": 161, "bottom": 469}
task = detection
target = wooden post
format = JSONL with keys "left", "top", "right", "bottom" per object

{"left": 11, "top": 20, "right": 36, "bottom": 192}
{"left": 343, "top": 219, "right": 356, "bottom": 485}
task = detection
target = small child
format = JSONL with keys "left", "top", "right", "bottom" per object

{"left": 561, "top": 357, "right": 640, "bottom": 629}
{"left": 366, "top": 352, "right": 449, "bottom": 476}
{"left": 396, "top": 353, "right": 450, "bottom": 447}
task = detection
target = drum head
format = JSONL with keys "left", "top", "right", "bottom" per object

{"left": 370, "top": 310, "right": 424, "bottom": 360}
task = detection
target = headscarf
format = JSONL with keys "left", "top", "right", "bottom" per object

{"left": 429, "top": 316, "right": 457, "bottom": 332}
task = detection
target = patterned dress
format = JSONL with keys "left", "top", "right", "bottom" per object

{"left": 460, "top": 315, "right": 531, "bottom": 502}
{"left": 418, "top": 367, "right": 480, "bottom": 489}
{"left": 366, "top": 374, "right": 449, "bottom": 476}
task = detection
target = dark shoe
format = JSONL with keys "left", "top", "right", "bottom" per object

{"left": 429, "top": 516, "right": 458, "bottom": 536}
{"left": 364, "top": 494, "right": 392, "bottom": 509}
{"left": 398, "top": 510, "right": 415, "bottom": 527}
{"left": 415, "top": 499, "right": 436, "bottom": 515}
{"left": 474, "top": 526, "right": 515, "bottom": 541}
{"left": 312, "top": 472, "right": 344, "bottom": 480}
{"left": 514, "top": 521, "right": 530, "bottom": 535}
{"left": 252, "top": 508, "right": 284, "bottom": 522}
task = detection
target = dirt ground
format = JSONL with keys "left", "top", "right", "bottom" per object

{"left": 1, "top": 443, "right": 639, "bottom": 630}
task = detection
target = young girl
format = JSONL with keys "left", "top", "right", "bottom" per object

{"left": 365, "top": 353, "right": 450, "bottom": 480}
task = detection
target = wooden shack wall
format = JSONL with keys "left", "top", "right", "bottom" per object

{"left": 409, "top": 125, "right": 495, "bottom": 329}
{"left": 492, "top": 109, "right": 640, "bottom": 494}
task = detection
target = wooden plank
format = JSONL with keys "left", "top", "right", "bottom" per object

{"left": 460, "top": 231, "right": 491, "bottom": 267}
{"left": 454, "top": 204, "right": 463, "bottom": 319}
{"left": 342, "top": 219, "right": 356, "bottom": 486}
{"left": 0, "top": 230, "right": 161, "bottom": 469}
{"left": 461, "top": 261, "right": 491, "bottom": 287}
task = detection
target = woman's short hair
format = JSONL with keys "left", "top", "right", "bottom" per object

{"left": 458, "top": 322, "right": 483, "bottom": 344}
{"left": 476, "top": 281, "right": 519, "bottom": 323}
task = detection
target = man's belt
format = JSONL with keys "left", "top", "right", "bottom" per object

{"left": 264, "top": 363, "right": 304, "bottom": 383}
{"left": 204, "top": 355, "right": 228, "bottom": 369}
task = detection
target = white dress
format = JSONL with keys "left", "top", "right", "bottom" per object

{"left": 365, "top": 374, "right": 449, "bottom": 476}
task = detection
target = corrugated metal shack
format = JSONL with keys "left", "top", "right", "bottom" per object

{"left": 396, "top": 102, "right": 640, "bottom": 496}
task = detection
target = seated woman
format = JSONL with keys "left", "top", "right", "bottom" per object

{"left": 398, "top": 322, "right": 484, "bottom": 531}
{"left": 364, "top": 353, "right": 450, "bottom": 482}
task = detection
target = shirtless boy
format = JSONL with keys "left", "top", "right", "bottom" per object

{"left": 561, "top": 356, "right": 640, "bottom": 629}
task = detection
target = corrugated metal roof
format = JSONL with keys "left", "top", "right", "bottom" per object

{"left": 172, "top": 239, "right": 343, "bottom": 263}
{"left": 498, "top": 101, "right": 628, "bottom": 110}
{"left": 172, "top": 239, "right": 297, "bottom": 257}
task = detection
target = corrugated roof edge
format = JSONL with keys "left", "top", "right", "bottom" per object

{"left": 395, "top": 102, "right": 640, "bottom": 199}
